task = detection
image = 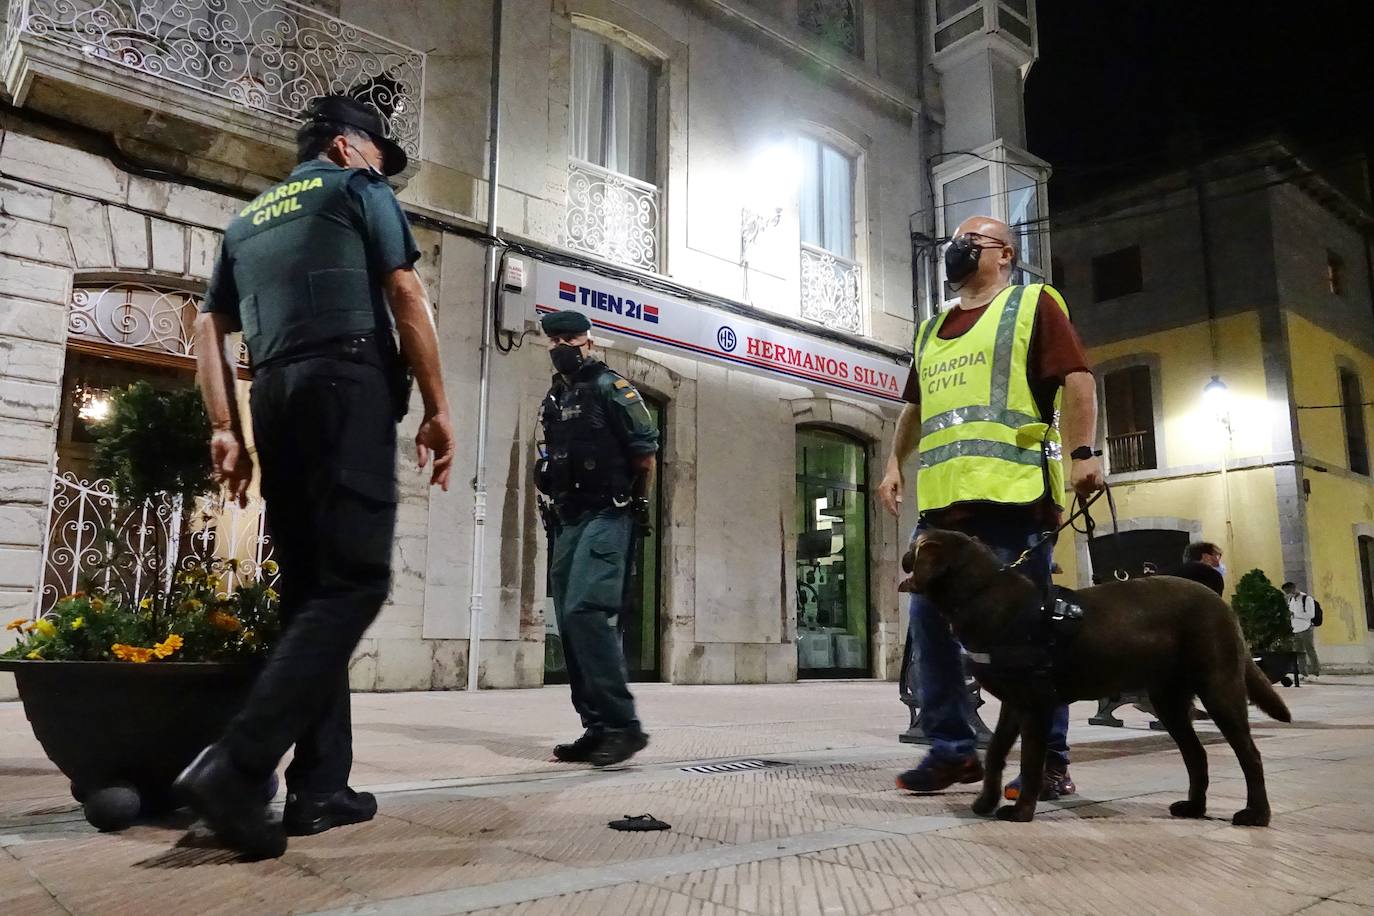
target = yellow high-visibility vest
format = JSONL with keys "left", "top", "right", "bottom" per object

{"left": 914, "top": 283, "right": 1068, "bottom": 515}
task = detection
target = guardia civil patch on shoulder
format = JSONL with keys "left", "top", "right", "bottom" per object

{"left": 613, "top": 379, "right": 631, "bottom": 389}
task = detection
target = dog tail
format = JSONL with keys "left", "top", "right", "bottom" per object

{"left": 1245, "top": 659, "right": 1292, "bottom": 722}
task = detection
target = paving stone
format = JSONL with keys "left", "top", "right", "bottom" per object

{"left": 464, "top": 881, "right": 753, "bottom": 915}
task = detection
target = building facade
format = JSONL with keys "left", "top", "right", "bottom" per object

{"left": 1050, "top": 141, "right": 1374, "bottom": 671}
{"left": 0, "top": 0, "right": 1048, "bottom": 695}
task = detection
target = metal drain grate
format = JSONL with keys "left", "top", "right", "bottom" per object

{"left": 679, "top": 759, "right": 790, "bottom": 775}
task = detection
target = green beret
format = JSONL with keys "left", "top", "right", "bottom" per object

{"left": 540, "top": 310, "right": 592, "bottom": 335}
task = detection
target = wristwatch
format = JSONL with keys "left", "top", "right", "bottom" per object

{"left": 1070, "top": 446, "right": 1102, "bottom": 461}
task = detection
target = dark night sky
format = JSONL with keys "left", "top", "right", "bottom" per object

{"left": 1024, "top": 1, "right": 1374, "bottom": 207}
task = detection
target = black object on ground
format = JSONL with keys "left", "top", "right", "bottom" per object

{"left": 608, "top": 813, "right": 670, "bottom": 831}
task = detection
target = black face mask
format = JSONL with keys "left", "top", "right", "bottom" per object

{"left": 943, "top": 236, "right": 983, "bottom": 288}
{"left": 550, "top": 344, "right": 586, "bottom": 376}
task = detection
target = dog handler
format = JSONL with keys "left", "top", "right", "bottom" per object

{"left": 878, "top": 216, "right": 1105, "bottom": 800}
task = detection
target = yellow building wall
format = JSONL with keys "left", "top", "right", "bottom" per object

{"left": 1052, "top": 313, "right": 1283, "bottom": 600}
{"left": 1286, "top": 311, "right": 1374, "bottom": 653}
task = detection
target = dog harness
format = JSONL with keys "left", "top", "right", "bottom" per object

{"left": 962, "top": 586, "right": 1086, "bottom": 690}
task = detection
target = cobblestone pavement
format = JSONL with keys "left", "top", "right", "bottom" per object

{"left": 2, "top": 678, "right": 1372, "bottom": 915}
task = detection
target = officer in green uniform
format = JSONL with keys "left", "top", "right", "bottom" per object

{"left": 180, "top": 95, "right": 455, "bottom": 860}
{"left": 536, "top": 310, "right": 658, "bottom": 768}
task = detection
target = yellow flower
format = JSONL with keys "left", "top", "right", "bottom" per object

{"left": 207, "top": 575, "right": 223, "bottom": 591}
{"left": 112, "top": 643, "right": 155, "bottom": 663}
{"left": 5, "top": 618, "right": 27, "bottom": 631}
{"left": 261, "top": 560, "right": 279, "bottom": 576}
{"left": 180, "top": 598, "right": 204, "bottom": 613}
{"left": 70, "top": 617, "right": 85, "bottom": 630}
{"left": 242, "top": 628, "right": 257, "bottom": 645}
{"left": 152, "top": 634, "right": 184, "bottom": 659}
{"left": 208, "top": 611, "right": 242, "bottom": 633}
{"left": 33, "top": 619, "right": 56, "bottom": 638}
{"left": 25, "top": 649, "right": 42, "bottom": 660}
{"left": 139, "top": 597, "right": 153, "bottom": 611}
{"left": 263, "top": 587, "right": 279, "bottom": 602}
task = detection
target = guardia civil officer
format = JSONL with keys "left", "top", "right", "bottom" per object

{"left": 180, "top": 95, "right": 455, "bottom": 860}
{"left": 536, "top": 310, "right": 658, "bottom": 767}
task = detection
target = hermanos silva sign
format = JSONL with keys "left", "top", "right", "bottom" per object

{"left": 530, "top": 263, "right": 906, "bottom": 405}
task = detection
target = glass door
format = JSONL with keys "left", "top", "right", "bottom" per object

{"left": 795, "top": 427, "right": 870, "bottom": 678}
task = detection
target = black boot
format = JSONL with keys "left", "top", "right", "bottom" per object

{"left": 282, "top": 787, "right": 378, "bottom": 836}
{"left": 553, "top": 729, "right": 604, "bottom": 763}
{"left": 588, "top": 728, "right": 649, "bottom": 767}
{"left": 174, "top": 745, "right": 287, "bottom": 861}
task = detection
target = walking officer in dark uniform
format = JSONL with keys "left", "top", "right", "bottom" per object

{"left": 536, "top": 310, "right": 657, "bottom": 767}
{"left": 182, "top": 95, "right": 455, "bottom": 860}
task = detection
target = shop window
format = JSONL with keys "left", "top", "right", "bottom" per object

{"left": 1361, "top": 535, "right": 1374, "bottom": 631}
{"left": 799, "top": 134, "right": 862, "bottom": 333}
{"left": 795, "top": 427, "right": 869, "bottom": 678}
{"left": 1091, "top": 245, "right": 1143, "bottom": 302}
{"left": 1340, "top": 367, "right": 1369, "bottom": 476}
{"left": 566, "top": 28, "right": 661, "bottom": 271}
{"left": 1103, "top": 364, "right": 1157, "bottom": 472}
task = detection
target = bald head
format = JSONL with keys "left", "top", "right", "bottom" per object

{"left": 947, "top": 215, "right": 1017, "bottom": 298}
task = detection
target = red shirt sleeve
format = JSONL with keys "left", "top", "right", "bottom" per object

{"left": 1031, "top": 289, "right": 1092, "bottom": 385}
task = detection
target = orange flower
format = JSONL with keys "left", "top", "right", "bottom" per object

{"left": 112, "top": 643, "right": 155, "bottom": 663}
{"left": 5, "top": 618, "right": 27, "bottom": 631}
{"left": 208, "top": 611, "right": 242, "bottom": 633}
{"left": 152, "top": 634, "right": 184, "bottom": 659}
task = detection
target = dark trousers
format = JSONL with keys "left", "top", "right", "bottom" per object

{"left": 909, "top": 514, "right": 1070, "bottom": 767}
{"left": 549, "top": 508, "right": 638, "bottom": 731}
{"left": 221, "top": 353, "right": 397, "bottom": 796}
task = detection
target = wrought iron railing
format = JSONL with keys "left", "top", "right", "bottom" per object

{"left": 1106, "top": 429, "right": 1156, "bottom": 473}
{"left": 800, "top": 242, "right": 863, "bottom": 334}
{"left": 69, "top": 282, "right": 248, "bottom": 366}
{"left": 4, "top": 0, "right": 424, "bottom": 160}
{"left": 564, "top": 158, "right": 660, "bottom": 271}
{"left": 39, "top": 471, "right": 277, "bottom": 613}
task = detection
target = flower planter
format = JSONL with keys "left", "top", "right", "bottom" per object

{"left": 1255, "top": 652, "right": 1298, "bottom": 685}
{"left": 0, "top": 659, "right": 261, "bottom": 831}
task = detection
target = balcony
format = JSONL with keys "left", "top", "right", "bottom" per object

{"left": 564, "top": 158, "right": 660, "bottom": 272}
{"left": 800, "top": 242, "right": 863, "bottom": 334}
{"left": 2, "top": 0, "right": 424, "bottom": 182}
{"left": 1106, "top": 429, "right": 1156, "bottom": 473}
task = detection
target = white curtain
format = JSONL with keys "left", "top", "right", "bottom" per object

{"left": 821, "top": 144, "right": 854, "bottom": 259}
{"left": 571, "top": 30, "right": 605, "bottom": 166}
{"left": 571, "top": 30, "right": 656, "bottom": 184}
{"left": 800, "top": 136, "right": 854, "bottom": 259}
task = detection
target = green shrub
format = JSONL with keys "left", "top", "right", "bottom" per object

{"left": 1232, "top": 568, "right": 1296, "bottom": 654}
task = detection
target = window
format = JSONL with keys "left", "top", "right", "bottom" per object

{"left": 1327, "top": 250, "right": 1345, "bottom": 296}
{"left": 931, "top": 0, "right": 1034, "bottom": 55}
{"left": 1091, "top": 245, "right": 1143, "bottom": 302}
{"left": 799, "top": 135, "right": 862, "bottom": 333}
{"left": 565, "top": 29, "right": 661, "bottom": 270}
{"left": 932, "top": 144, "right": 1049, "bottom": 311}
{"left": 1362, "top": 535, "right": 1374, "bottom": 631}
{"left": 795, "top": 428, "right": 870, "bottom": 677}
{"left": 932, "top": 0, "right": 984, "bottom": 52}
{"left": 1103, "top": 364, "right": 1157, "bottom": 472}
{"left": 799, "top": 0, "right": 861, "bottom": 55}
{"left": 1340, "top": 367, "right": 1369, "bottom": 475}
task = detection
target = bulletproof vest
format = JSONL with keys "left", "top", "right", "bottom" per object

{"left": 539, "top": 363, "right": 631, "bottom": 509}
{"left": 222, "top": 162, "right": 381, "bottom": 366}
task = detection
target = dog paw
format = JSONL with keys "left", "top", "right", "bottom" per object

{"left": 1169, "top": 800, "right": 1206, "bottom": 819}
{"left": 995, "top": 805, "right": 1035, "bottom": 823}
{"left": 1231, "top": 808, "right": 1271, "bottom": 828}
{"left": 971, "top": 792, "right": 999, "bottom": 816}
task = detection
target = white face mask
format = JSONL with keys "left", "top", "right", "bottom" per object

{"left": 1216, "top": 562, "right": 1227, "bottom": 577}
{"left": 342, "top": 140, "right": 383, "bottom": 176}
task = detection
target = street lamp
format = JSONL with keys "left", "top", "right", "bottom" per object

{"left": 1203, "top": 374, "right": 1236, "bottom": 574}
{"left": 740, "top": 140, "right": 801, "bottom": 302}
{"left": 1203, "top": 374, "right": 1230, "bottom": 418}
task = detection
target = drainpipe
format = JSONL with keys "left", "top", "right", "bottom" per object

{"left": 466, "top": 0, "right": 503, "bottom": 692}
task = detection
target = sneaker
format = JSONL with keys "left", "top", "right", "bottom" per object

{"left": 282, "top": 787, "right": 378, "bottom": 837}
{"left": 1004, "top": 764, "right": 1076, "bottom": 801}
{"left": 895, "top": 754, "right": 983, "bottom": 792}
{"left": 588, "top": 728, "right": 649, "bottom": 767}
{"left": 553, "top": 729, "right": 604, "bottom": 763}
{"left": 174, "top": 745, "right": 287, "bottom": 861}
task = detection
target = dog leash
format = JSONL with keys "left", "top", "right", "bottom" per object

{"left": 1003, "top": 482, "right": 1128, "bottom": 581}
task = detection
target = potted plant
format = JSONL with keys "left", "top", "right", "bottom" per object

{"left": 0, "top": 382, "right": 280, "bottom": 831}
{"left": 1231, "top": 568, "right": 1298, "bottom": 685}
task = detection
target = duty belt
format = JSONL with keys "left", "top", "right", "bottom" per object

{"left": 255, "top": 334, "right": 384, "bottom": 370}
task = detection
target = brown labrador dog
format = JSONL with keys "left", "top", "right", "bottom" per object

{"left": 899, "top": 529, "right": 1290, "bottom": 826}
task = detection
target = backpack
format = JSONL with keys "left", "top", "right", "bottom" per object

{"left": 1312, "top": 598, "right": 1323, "bottom": 628}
